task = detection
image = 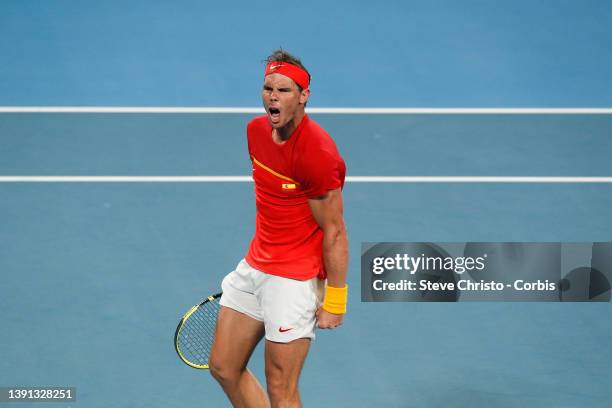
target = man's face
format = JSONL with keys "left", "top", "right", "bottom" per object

{"left": 262, "top": 73, "right": 309, "bottom": 129}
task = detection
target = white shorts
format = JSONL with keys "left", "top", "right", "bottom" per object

{"left": 220, "top": 259, "right": 325, "bottom": 343}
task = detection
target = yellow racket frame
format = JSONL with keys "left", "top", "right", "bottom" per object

{"left": 174, "top": 293, "right": 222, "bottom": 369}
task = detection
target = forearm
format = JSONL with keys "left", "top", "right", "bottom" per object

{"left": 322, "top": 223, "right": 348, "bottom": 288}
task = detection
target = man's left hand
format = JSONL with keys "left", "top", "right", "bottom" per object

{"left": 316, "top": 307, "right": 344, "bottom": 329}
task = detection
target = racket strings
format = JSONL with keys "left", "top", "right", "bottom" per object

{"left": 183, "top": 312, "right": 213, "bottom": 360}
{"left": 178, "top": 300, "right": 221, "bottom": 365}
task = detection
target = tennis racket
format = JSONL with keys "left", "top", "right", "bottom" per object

{"left": 174, "top": 292, "right": 222, "bottom": 369}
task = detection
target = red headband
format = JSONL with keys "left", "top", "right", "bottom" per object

{"left": 264, "top": 61, "right": 310, "bottom": 90}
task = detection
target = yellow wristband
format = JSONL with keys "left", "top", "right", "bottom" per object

{"left": 322, "top": 284, "right": 348, "bottom": 315}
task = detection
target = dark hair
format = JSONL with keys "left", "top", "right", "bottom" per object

{"left": 266, "top": 49, "right": 311, "bottom": 92}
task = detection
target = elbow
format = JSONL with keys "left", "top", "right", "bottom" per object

{"left": 324, "top": 221, "right": 347, "bottom": 243}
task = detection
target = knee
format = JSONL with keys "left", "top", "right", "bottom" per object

{"left": 266, "top": 370, "right": 297, "bottom": 403}
{"left": 208, "top": 355, "right": 240, "bottom": 386}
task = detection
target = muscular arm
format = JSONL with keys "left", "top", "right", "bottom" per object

{"left": 308, "top": 188, "right": 348, "bottom": 328}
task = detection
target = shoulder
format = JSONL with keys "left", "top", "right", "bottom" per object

{"left": 246, "top": 116, "right": 270, "bottom": 155}
{"left": 247, "top": 116, "right": 270, "bottom": 152}
{"left": 294, "top": 117, "right": 346, "bottom": 189}
{"left": 298, "top": 116, "right": 341, "bottom": 158}
{"left": 297, "top": 119, "right": 342, "bottom": 164}
{"left": 247, "top": 115, "right": 270, "bottom": 135}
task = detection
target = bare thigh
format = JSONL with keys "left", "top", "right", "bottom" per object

{"left": 265, "top": 338, "right": 311, "bottom": 391}
{"left": 210, "top": 306, "right": 265, "bottom": 372}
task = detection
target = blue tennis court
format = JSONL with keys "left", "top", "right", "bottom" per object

{"left": 2, "top": 1, "right": 612, "bottom": 407}
{"left": 2, "top": 112, "right": 612, "bottom": 407}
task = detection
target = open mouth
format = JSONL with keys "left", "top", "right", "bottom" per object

{"left": 268, "top": 107, "right": 281, "bottom": 122}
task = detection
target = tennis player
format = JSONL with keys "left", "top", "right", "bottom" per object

{"left": 209, "top": 49, "right": 348, "bottom": 408}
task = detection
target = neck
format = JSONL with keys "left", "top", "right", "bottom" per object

{"left": 275, "top": 110, "right": 305, "bottom": 142}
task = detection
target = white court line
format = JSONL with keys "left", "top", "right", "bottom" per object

{"left": 1, "top": 176, "right": 612, "bottom": 183}
{"left": 2, "top": 107, "right": 610, "bottom": 183}
{"left": 1, "top": 106, "right": 612, "bottom": 114}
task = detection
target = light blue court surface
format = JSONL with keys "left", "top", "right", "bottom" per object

{"left": 1, "top": 113, "right": 612, "bottom": 407}
{"left": 1, "top": 1, "right": 612, "bottom": 107}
